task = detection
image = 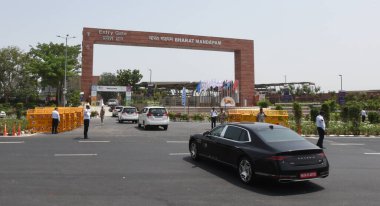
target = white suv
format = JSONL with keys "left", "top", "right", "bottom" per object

{"left": 138, "top": 106, "right": 169, "bottom": 130}
{"left": 118, "top": 106, "right": 138, "bottom": 123}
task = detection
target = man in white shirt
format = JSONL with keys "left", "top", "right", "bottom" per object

{"left": 83, "top": 105, "right": 91, "bottom": 139}
{"left": 51, "top": 108, "right": 60, "bottom": 134}
{"left": 316, "top": 111, "right": 326, "bottom": 149}
{"left": 210, "top": 107, "right": 218, "bottom": 129}
{"left": 361, "top": 109, "right": 367, "bottom": 122}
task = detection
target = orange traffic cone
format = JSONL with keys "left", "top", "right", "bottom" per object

{"left": 17, "top": 123, "right": 21, "bottom": 136}
{"left": 12, "top": 123, "right": 16, "bottom": 136}
{"left": 3, "top": 123, "right": 7, "bottom": 136}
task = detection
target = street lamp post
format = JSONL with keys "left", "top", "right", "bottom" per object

{"left": 57, "top": 34, "right": 75, "bottom": 107}
{"left": 149, "top": 69, "right": 152, "bottom": 84}
{"left": 339, "top": 74, "right": 343, "bottom": 91}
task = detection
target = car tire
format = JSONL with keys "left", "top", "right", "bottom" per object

{"left": 138, "top": 123, "right": 141, "bottom": 128}
{"left": 163, "top": 125, "right": 168, "bottom": 130}
{"left": 189, "top": 141, "right": 199, "bottom": 161}
{"left": 119, "top": 120, "right": 122, "bottom": 123}
{"left": 238, "top": 157, "right": 255, "bottom": 184}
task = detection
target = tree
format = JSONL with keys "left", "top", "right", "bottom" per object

{"left": 116, "top": 69, "right": 143, "bottom": 90}
{"left": 293, "top": 102, "right": 303, "bottom": 134}
{"left": 0, "top": 46, "right": 38, "bottom": 103}
{"left": 28, "top": 42, "right": 81, "bottom": 106}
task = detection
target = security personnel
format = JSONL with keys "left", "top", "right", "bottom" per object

{"left": 316, "top": 111, "right": 326, "bottom": 149}
{"left": 51, "top": 108, "right": 60, "bottom": 134}
{"left": 83, "top": 105, "right": 91, "bottom": 139}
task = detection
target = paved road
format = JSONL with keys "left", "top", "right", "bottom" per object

{"left": 1, "top": 116, "right": 380, "bottom": 206}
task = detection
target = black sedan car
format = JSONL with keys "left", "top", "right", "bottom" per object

{"left": 189, "top": 123, "right": 329, "bottom": 184}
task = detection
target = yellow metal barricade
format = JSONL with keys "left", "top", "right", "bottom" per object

{"left": 227, "top": 108, "right": 289, "bottom": 127}
{"left": 27, "top": 107, "right": 84, "bottom": 133}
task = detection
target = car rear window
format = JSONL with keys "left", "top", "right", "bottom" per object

{"left": 255, "top": 128, "right": 304, "bottom": 142}
{"left": 115, "top": 106, "right": 123, "bottom": 111}
{"left": 123, "top": 108, "right": 136, "bottom": 113}
{"left": 149, "top": 108, "right": 167, "bottom": 115}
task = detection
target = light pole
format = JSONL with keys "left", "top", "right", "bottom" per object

{"left": 284, "top": 75, "right": 287, "bottom": 83}
{"left": 149, "top": 69, "right": 152, "bottom": 84}
{"left": 339, "top": 74, "right": 343, "bottom": 91}
{"left": 57, "top": 34, "right": 75, "bottom": 107}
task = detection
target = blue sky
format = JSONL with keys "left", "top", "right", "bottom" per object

{"left": 1, "top": 0, "right": 379, "bottom": 92}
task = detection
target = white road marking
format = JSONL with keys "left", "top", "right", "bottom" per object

{"left": 364, "top": 153, "right": 380, "bottom": 155}
{"left": 78, "top": 141, "right": 110, "bottom": 143}
{"left": 0, "top": 141, "right": 25, "bottom": 144}
{"left": 54, "top": 154, "right": 98, "bottom": 157}
{"left": 167, "top": 141, "right": 188, "bottom": 143}
{"left": 169, "top": 153, "right": 190, "bottom": 156}
{"left": 330, "top": 143, "right": 365, "bottom": 146}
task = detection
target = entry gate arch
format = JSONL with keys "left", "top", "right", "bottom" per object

{"left": 82, "top": 27, "right": 255, "bottom": 106}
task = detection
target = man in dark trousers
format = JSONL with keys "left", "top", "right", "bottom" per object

{"left": 83, "top": 105, "right": 91, "bottom": 139}
{"left": 210, "top": 107, "right": 218, "bottom": 129}
{"left": 51, "top": 108, "right": 60, "bottom": 134}
{"left": 316, "top": 111, "right": 326, "bottom": 149}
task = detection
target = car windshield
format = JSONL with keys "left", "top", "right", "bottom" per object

{"left": 149, "top": 108, "right": 166, "bottom": 115}
{"left": 123, "top": 108, "right": 136, "bottom": 113}
{"left": 255, "top": 128, "right": 304, "bottom": 142}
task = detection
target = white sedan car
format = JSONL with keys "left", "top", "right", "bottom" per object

{"left": 118, "top": 107, "right": 138, "bottom": 123}
{"left": 0, "top": 111, "right": 6, "bottom": 118}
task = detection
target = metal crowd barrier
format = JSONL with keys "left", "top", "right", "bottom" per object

{"left": 227, "top": 108, "right": 289, "bottom": 127}
{"left": 26, "top": 107, "right": 84, "bottom": 133}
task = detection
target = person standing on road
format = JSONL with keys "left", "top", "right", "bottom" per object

{"left": 84, "top": 105, "right": 91, "bottom": 139}
{"left": 219, "top": 108, "right": 227, "bottom": 124}
{"left": 100, "top": 106, "right": 105, "bottom": 124}
{"left": 361, "top": 109, "right": 367, "bottom": 122}
{"left": 210, "top": 107, "right": 218, "bottom": 129}
{"left": 316, "top": 111, "right": 326, "bottom": 149}
{"left": 51, "top": 108, "right": 60, "bottom": 134}
{"left": 256, "top": 108, "right": 267, "bottom": 122}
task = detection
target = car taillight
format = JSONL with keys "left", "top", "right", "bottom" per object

{"left": 266, "top": 156, "right": 289, "bottom": 161}
{"left": 163, "top": 112, "right": 168, "bottom": 116}
{"left": 317, "top": 152, "right": 326, "bottom": 158}
{"left": 147, "top": 113, "right": 152, "bottom": 117}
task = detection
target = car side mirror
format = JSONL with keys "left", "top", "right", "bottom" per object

{"left": 203, "top": 131, "right": 210, "bottom": 136}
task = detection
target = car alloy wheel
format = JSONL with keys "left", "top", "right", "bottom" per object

{"left": 190, "top": 141, "right": 199, "bottom": 161}
{"left": 239, "top": 158, "right": 253, "bottom": 184}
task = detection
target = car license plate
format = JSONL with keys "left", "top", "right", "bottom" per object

{"left": 300, "top": 171, "right": 317, "bottom": 179}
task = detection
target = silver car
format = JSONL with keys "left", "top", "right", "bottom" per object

{"left": 118, "top": 107, "right": 138, "bottom": 123}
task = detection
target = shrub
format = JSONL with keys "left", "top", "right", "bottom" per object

{"left": 274, "top": 105, "right": 283, "bottom": 110}
{"left": 91, "top": 110, "right": 99, "bottom": 118}
{"left": 310, "top": 107, "right": 319, "bottom": 123}
{"left": 368, "top": 112, "right": 380, "bottom": 124}
{"left": 191, "top": 113, "right": 205, "bottom": 121}
{"left": 180, "top": 113, "right": 189, "bottom": 121}
{"left": 321, "top": 103, "right": 330, "bottom": 127}
{"left": 15, "top": 103, "right": 24, "bottom": 119}
{"left": 257, "top": 100, "right": 271, "bottom": 108}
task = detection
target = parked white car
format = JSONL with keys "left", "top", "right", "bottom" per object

{"left": 0, "top": 111, "right": 6, "bottom": 118}
{"left": 118, "top": 106, "right": 138, "bottom": 123}
{"left": 138, "top": 106, "right": 169, "bottom": 130}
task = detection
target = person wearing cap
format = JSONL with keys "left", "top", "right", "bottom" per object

{"left": 316, "top": 111, "right": 326, "bottom": 149}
